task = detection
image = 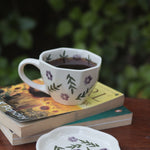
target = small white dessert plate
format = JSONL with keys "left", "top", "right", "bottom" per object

{"left": 36, "top": 126, "right": 120, "bottom": 150}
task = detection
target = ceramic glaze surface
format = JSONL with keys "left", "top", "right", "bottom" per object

{"left": 36, "top": 126, "right": 120, "bottom": 150}
{"left": 18, "top": 48, "right": 102, "bottom": 105}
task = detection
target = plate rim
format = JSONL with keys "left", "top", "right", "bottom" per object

{"left": 36, "top": 126, "right": 120, "bottom": 150}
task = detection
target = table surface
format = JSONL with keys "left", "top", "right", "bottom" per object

{"left": 0, "top": 97, "right": 150, "bottom": 150}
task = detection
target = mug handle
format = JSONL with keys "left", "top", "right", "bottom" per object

{"left": 18, "top": 58, "right": 49, "bottom": 94}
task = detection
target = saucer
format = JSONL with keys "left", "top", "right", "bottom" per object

{"left": 36, "top": 126, "right": 120, "bottom": 150}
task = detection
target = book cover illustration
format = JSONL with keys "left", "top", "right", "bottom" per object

{"left": 0, "top": 106, "right": 132, "bottom": 145}
{"left": 0, "top": 79, "right": 123, "bottom": 122}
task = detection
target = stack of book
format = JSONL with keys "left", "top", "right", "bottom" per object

{"left": 0, "top": 79, "right": 132, "bottom": 145}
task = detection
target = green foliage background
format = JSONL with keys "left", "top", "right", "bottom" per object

{"left": 0, "top": 0, "right": 150, "bottom": 99}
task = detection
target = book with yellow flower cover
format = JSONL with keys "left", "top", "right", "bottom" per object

{"left": 0, "top": 79, "right": 124, "bottom": 137}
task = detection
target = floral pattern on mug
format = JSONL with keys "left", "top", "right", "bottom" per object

{"left": 46, "top": 71, "right": 53, "bottom": 80}
{"left": 61, "top": 93, "right": 69, "bottom": 100}
{"left": 73, "top": 54, "right": 81, "bottom": 60}
{"left": 84, "top": 75, "right": 92, "bottom": 84}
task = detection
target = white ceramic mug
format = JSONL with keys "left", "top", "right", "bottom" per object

{"left": 18, "top": 48, "right": 102, "bottom": 105}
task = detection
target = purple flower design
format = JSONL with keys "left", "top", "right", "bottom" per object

{"left": 68, "top": 137, "right": 78, "bottom": 142}
{"left": 73, "top": 54, "right": 81, "bottom": 60}
{"left": 61, "top": 93, "right": 69, "bottom": 100}
{"left": 46, "top": 71, "right": 53, "bottom": 80}
{"left": 84, "top": 75, "right": 92, "bottom": 84}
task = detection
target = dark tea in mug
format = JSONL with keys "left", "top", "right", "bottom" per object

{"left": 47, "top": 57, "right": 97, "bottom": 70}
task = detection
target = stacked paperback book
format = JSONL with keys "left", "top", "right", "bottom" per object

{"left": 0, "top": 79, "right": 132, "bottom": 145}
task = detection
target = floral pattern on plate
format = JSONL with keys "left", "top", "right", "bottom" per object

{"left": 54, "top": 136, "right": 108, "bottom": 150}
{"left": 36, "top": 126, "right": 120, "bottom": 150}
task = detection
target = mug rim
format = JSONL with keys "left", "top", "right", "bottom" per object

{"left": 39, "top": 47, "right": 102, "bottom": 72}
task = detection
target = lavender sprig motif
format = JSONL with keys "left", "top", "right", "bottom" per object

{"left": 76, "top": 88, "right": 89, "bottom": 100}
{"left": 46, "top": 54, "right": 52, "bottom": 63}
{"left": 79, "top": 139, "right": 99, "bottom": 147}
{"left": 48, "top": 83, "right": 62, "bottom": 92}
{"left": 54, "top": 146, "right": 64, "bottom": 150}
{"left": 66, "top": 74, "right": 76, "bottom": 94}
{"left": 86, "top": 55, "right": 92, "bottom": 66}
{"left": 53, "top": 136, "right": 108, "bottom": 150}
{"left": 60, "top": 50, "right": 68, "bottom": 63}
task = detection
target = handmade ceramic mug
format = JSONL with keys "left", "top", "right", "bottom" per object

{"left": 18, "top": 48, "right": 102, "bottom": 105}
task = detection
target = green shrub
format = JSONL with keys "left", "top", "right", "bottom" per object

{"left": 0, "top": 0, "right": 150, "bottom": 99}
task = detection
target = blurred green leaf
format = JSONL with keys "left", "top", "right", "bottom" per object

{"left": 138, "top": 0, "right": 149, "bottom": 11}
{"left": 91, "top": 21, "right": 104, "bottom": 41}
{"left": 0, "top": 0, "right": 150, "bottom": 99}
{"left": 141, "top": 25, "right": 150, "bottom": 38}
{"left": 108, "top": 24, "right": 129, "bottom": 47}
{"left": 136, "top": 15, "right": 148, "bottom": 26}
{"left": 48, "top": 0, "right": 65, "bottom": 12}
{"left": 74, "top": 42, "right": 86, "bottom": 49}
{"left": 81, "top": 11, "right": 98, "bottom": 28}
{"left": 57, "top": 20, "right": 73, "bottom": 38}
{"left": 139, "top": 64, "right": 150, "bottom": 83}
{"left": 0, "top": 57, "right": 9, "bottom": 84}
{"left": 100, "top": 65, "right": 115, "bottom": 85}
{"left": 128, "top": 81, "right": 143, "bottom": 97}
{"left": 117, "top": 74, "right": 127, "bottom": 91}
{"left": 128, "top": 44, "right": 137, "bottom": 56}
{"left": 19, "top": 17, "right": 36, "bottom": 30}
{"left": 104, "top": 3, "right": 120, "bottom": 17}
{"left": 11, "top": 55, "right": 27, "bottom": 68}
{"left": 89, "top": 0, "right": 104, "bottom": 12}
{"left": 0, "top": 20, "right": 9, "bottom": 32}
{"left": 2, "top": 29, "right": 18, "bottom": 45}
{"left": 127, "top": 1, "right": 138, "bottom": 7}
{"left": 138, "top": 86, "right": 150, "bottom": 99}
{"left": 69, "top": 7, "right": 82, "bottom": 21}
{"left": 73, "top": 29, "right": 88, "bottom": 43}
{"left": 0, "top": 45, "right": 2, "bottom": 55}
{"left": 143, "top": 39, "right": 150, "bottom": 52}
{"left": 129, "top": 24, "right": 140, "bottom": 42}
{"left": 89, "top": 42, "right": 102, "bottom": 56}
{"left": 124, "top": 65, "right": 138, "bottom": 80}
{"left": 0, "top": 57, "right": 8, "bottom": 69}
{"left": 102, "top": 45, "right": 117, "bottom": 62}
{"left": 17, "top": 31, "right": 32, "bottom": 49}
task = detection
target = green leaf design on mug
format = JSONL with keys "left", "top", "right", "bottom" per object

{"left": 48, "top": 83, "right": 62, "bottom": 92}
{"left": 60, "top": 50, "right": 68, "bottom": 63}
{"left": 46, "top": 54, "right": 52, "bottom": 62}
{"left": 66, "top": 74, "right": 76, "bottom": 94}
{"left": 86, "top": 55, "right": 92, "bottom": 65}
{"left": 76, "top": 88, "right": 89, "bottom": 100}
